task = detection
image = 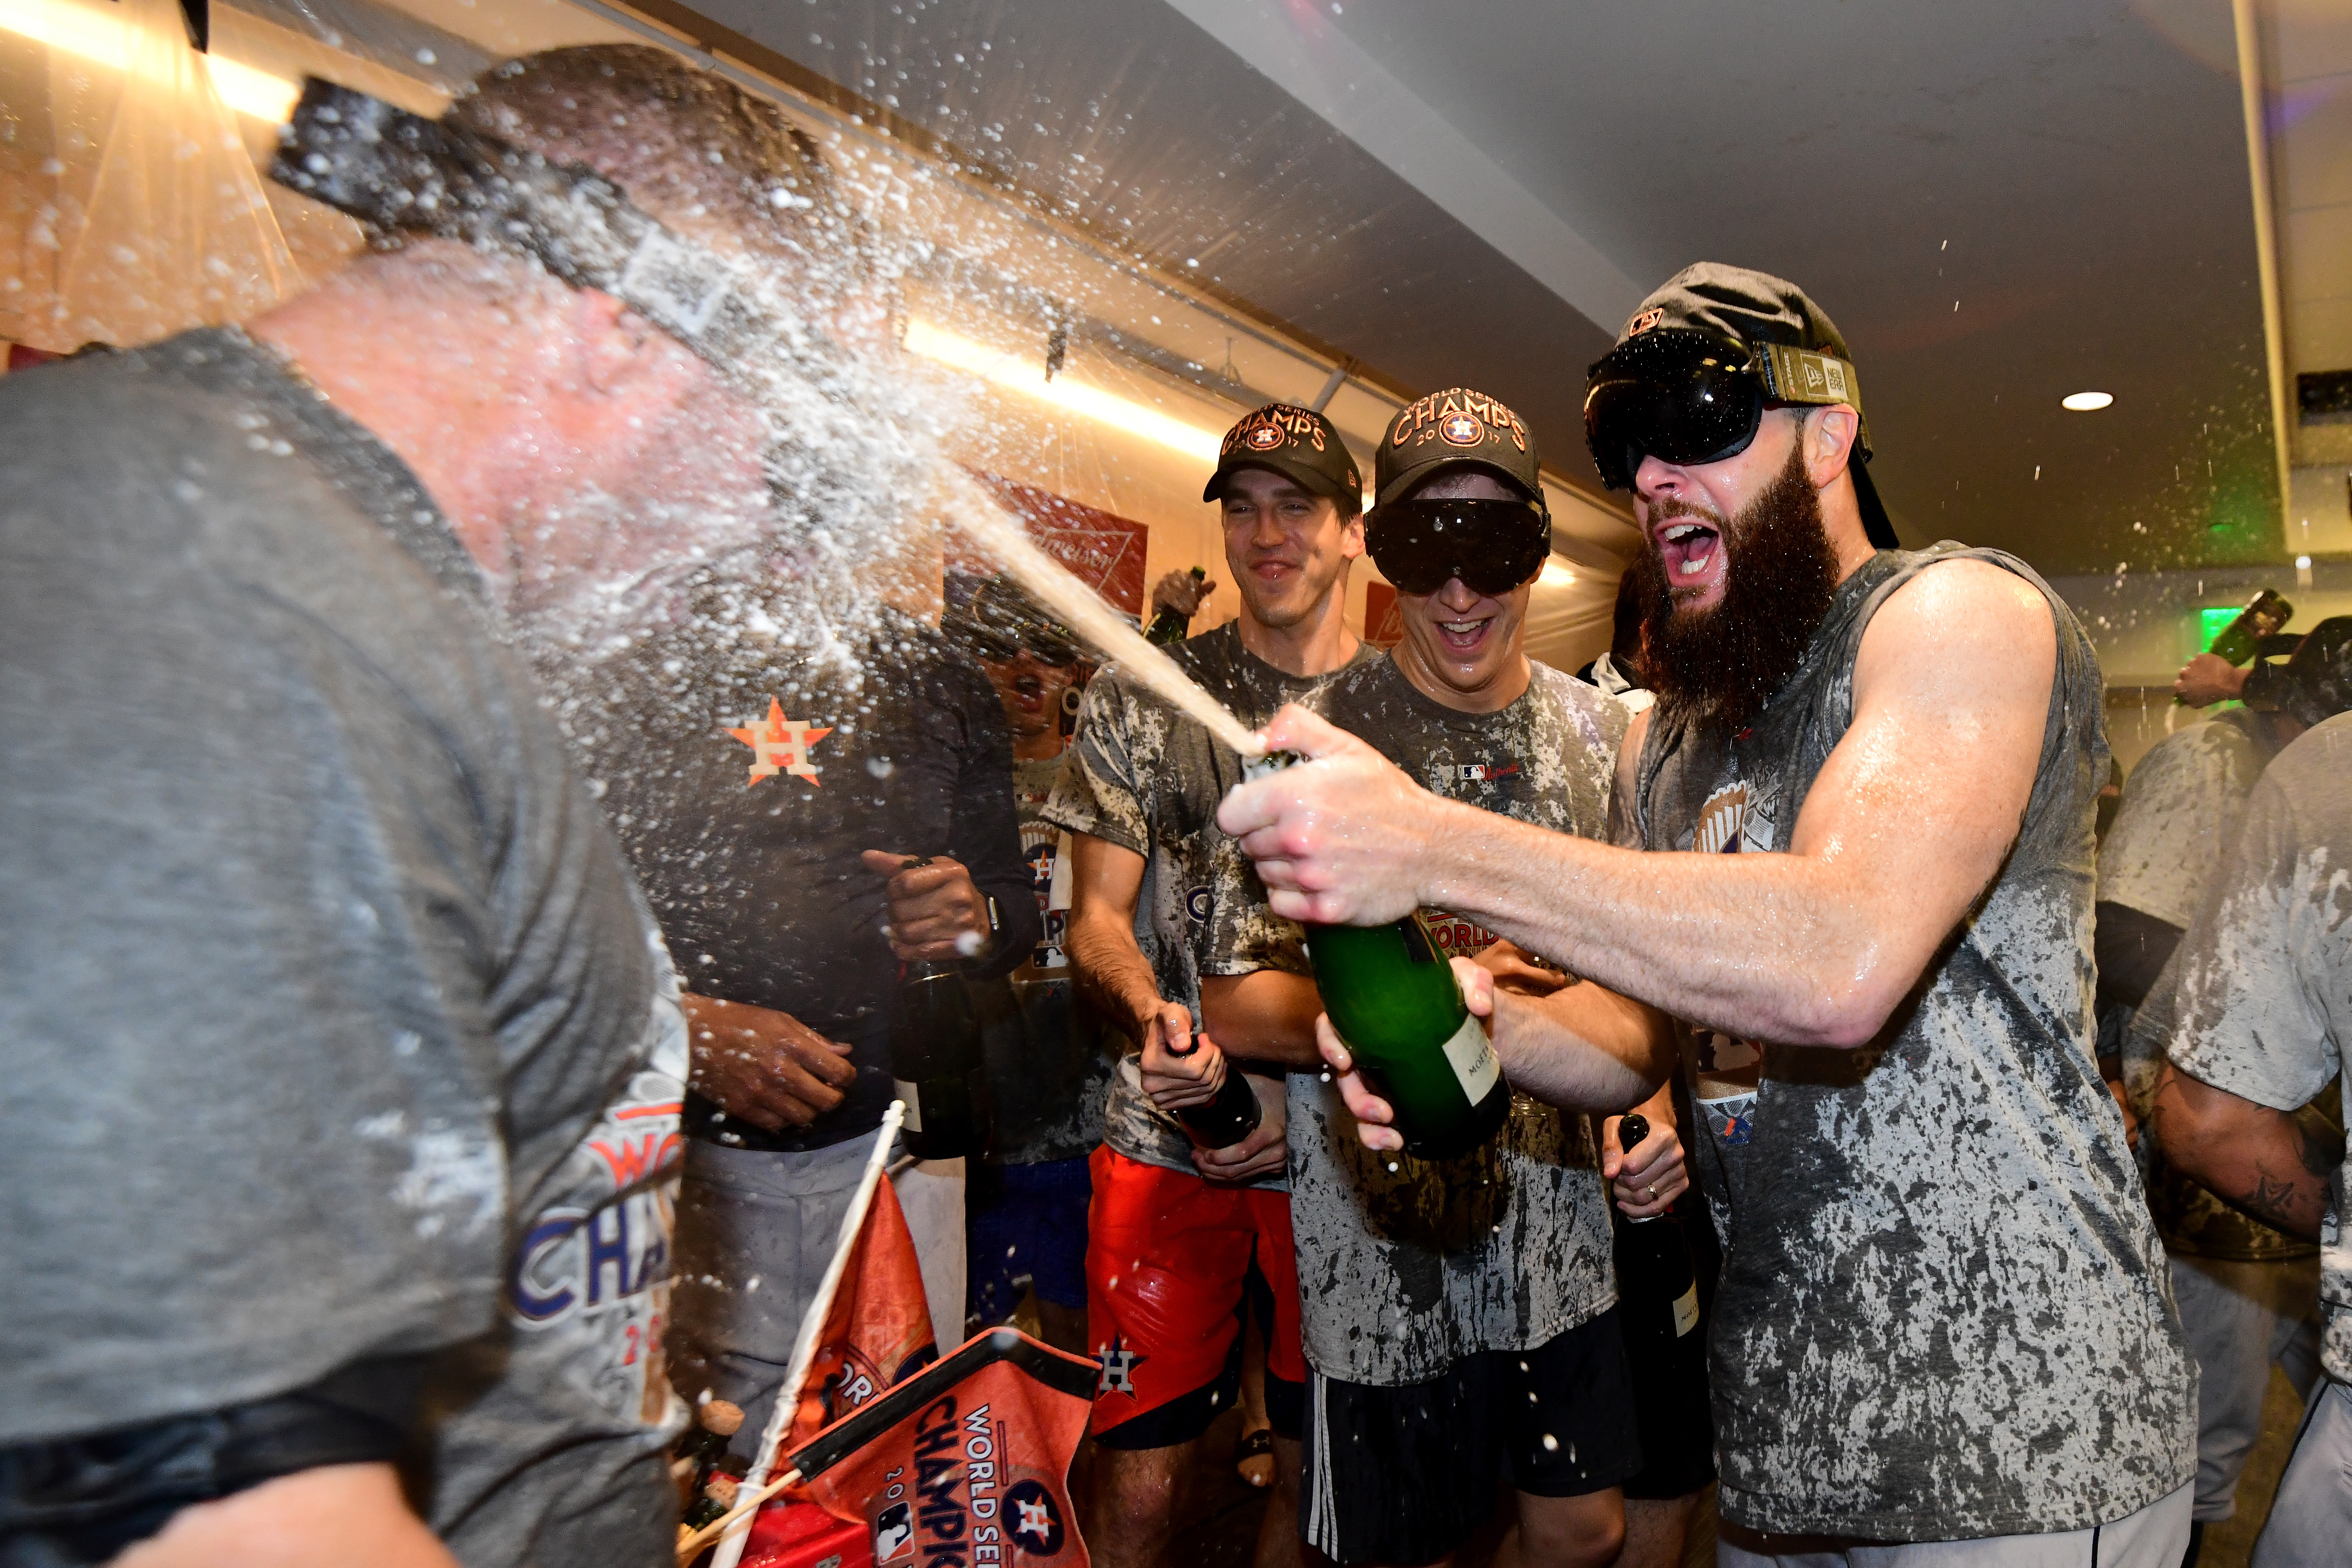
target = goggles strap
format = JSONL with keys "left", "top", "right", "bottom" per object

{"left": 272, "top": 78, "right": 802, "bottom": 391}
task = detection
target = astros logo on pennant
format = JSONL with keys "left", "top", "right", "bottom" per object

{"left": 727, "top": 696, "right": 833, "bottom": 787}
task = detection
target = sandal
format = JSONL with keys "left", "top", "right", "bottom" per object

{"left": 1233, "top": 1425, "right": 1274, "bottom": 1489}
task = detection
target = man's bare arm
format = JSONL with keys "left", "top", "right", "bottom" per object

{"left": 2152, "top": 1061, "right": 2338, "bottom": 1240}
{"left": 1224, "top": 560, "right": 2055, "bottom": 1049}
{"left": 1063, "top": 832, "right": 1227, "bottom": 1109}
{"left": 1200, "top": 971, "right": 1324, "bottom": 1068}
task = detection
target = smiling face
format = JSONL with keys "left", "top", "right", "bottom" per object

{"left": 1219, "top": 466, "right": 1364, "bottom": 631}
{"left": 1388, "top": 470, "right": 1537, "bottom": 714}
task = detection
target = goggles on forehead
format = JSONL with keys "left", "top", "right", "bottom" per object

{"left": 1365, "top": 497, "right": 1552, "bottom": 597}
{"left": 1581, "top": 328, "right": 1869, "bottom": 492}
{"left": 270, "top": 77, "right": 825, "bottom": 393}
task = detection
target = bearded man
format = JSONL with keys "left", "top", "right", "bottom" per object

{"left": 1218, "top": 264, "right": 2194, "bottom": 1565}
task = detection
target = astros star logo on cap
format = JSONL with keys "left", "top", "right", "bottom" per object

{"left": 1440, "top": 411, "right": 1484, "bottom": 446}
{"left": 1245, "top": 422, "right": 1286, "bottom": 450}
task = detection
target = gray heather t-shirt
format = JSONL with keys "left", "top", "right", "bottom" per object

{"left": 2103, "top": 710, "right": 2323, "bottom": 1264}
{"left": 2099, "top": 709, "right": 2278, "bottom": 930}
{"left": 0, "top": 331, "right": 687, "bottom": 1565}
{"left": 1280, "top": 659, "right": 1626, "bottom": 1385}
{"left": 1632, "top": 544, "right": 2192, "bottom": 1541}
{"left": 2162, "top": 713, "right": 2352, "bottom": 1385}
{"left": 1040, "top": 623, "right": 1377, "bottom": 1187}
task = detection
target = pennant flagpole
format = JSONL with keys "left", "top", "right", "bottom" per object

{"left": 703, "top": 1100, "right": 906, "bottom": 1568}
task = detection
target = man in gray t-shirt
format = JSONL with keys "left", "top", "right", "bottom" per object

{"left": 1226, "top": 389, "right": 1679, "bottom": 1568}
{"left": 0, "top": 43, "right": 834, "bottom": 1567}
{"left": 2153, "top": 713, "right": 2352, "bottom": 1568}
{"left": 1042, "top": 402, "right": 1372, "bottom": 1568}
{"left": 2100, "top": 624, "right": 2352, "bottom": 1545}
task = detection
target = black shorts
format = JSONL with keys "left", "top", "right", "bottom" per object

{"left": 1299, "top": 1309, "right": 1643, "bottom": 1566}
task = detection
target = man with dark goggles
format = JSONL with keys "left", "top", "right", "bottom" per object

{"left": 1279, "top": 387, "right": 1692, "bottom": 1568}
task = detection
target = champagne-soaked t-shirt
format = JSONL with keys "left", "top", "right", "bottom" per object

{"left": 0, "top": 331, "right": 688, "bottom": 1565}
{"left": 1273, "top": 659, "right": 1627, "bottom": 1385}
{"left": 2160, "top": 714, "right": 2352, "bottom": 1385}
{"left": 1039, "top": 624, "right": 1379, "bottom": 1188}
{"left": 1631, "top": 545, "right": 2192, "bottom": 1541}
{"left": 2102, "top": 710, "right": 2330, "bottom": 1263}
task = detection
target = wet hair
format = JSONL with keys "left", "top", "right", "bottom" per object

{"left": 447, "top": 45, "right": 840, "bottom": 271}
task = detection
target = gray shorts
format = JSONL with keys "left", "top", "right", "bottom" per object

{"left": 2252, "top": 1377, "right": 2352, "bottom": 1568}
{"left": 665, "top": 1129, "right": 964, "bottom": 1455}
{"left": 1716, "top": 1482, "right": 2190, "bottom": 1568}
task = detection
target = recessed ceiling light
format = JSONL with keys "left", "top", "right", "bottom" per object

{"left": 2061, "top": 391, "right": 2114, "bottom": 412}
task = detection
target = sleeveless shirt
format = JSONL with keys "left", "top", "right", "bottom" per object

{"left": 1631, "top": 544, "right": 2193, "bottom": 1541}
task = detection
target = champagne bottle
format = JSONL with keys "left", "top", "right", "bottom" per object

{"left": 671, "top": 1398, "right": 744, "bottom": 1489}
{"left": 1146, "top": 566, "right": 1205, "bottom": 646}
{"left": 2177, "top": 589, "right": 2295, "bottom": 704}
{"left": 1169, "top": 1042, "right": 1264, "bottom": 1150}
{"left": 684, "top": 1473, "right": 741, "bottom": 1529}
{"left": 1305, "top": 912, "right": 1510, "bottom": 1161}
{"left": 890, "top": 958, "right": 990, "bottom": 1160}
{"left": 1611, "top": 1113, "right": 1701, "bottom": 1347}
{"left": 2209, "top": 589, "right": 2294, "bottom": 667}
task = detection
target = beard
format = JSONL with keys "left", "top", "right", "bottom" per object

{"left": 1632, "top": 441, "right": 1842, "bottom": 737}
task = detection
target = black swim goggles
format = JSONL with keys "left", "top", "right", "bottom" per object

{"left": 1582, "top": 329, "right": 1870, "bottom": 491}
{"left": 1364, "top": 496, "right": 1552, "bottom": 597}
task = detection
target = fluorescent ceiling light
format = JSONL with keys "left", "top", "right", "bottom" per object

{"left": 904, "top": 317, "right": 1223, "bottom": 463}
{"left": 0, "top": 0, "right": 301, "bottom": 122}
{"left": 2060, "top": 391, "right": 2114, "bottom": 412}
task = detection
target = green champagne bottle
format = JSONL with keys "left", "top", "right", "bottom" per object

{"left": 1305, "top": 912, "right": 1510, "bottom": 1161}
{"left": 1146, "top": 566, "right": 1206, "bottom": 646}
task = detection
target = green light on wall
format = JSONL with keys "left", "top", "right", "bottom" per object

{"left": 2199, "top": 606, "right": 2239, "bottom": 652}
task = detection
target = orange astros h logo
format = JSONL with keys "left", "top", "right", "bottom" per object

{"left": 1245, "top": 422, "right": 1286, "bottom": 450}
{"left": 1440, "top": 411, "right": 1483, "bottom": 446}
{"left": 727, "top": 697, "right": 833, "bottom": 787}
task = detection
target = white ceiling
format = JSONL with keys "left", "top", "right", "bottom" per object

{"left": 644, "top": 0, "right": 2287, "bottom": 578}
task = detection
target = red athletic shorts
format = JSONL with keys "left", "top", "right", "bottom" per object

{"left": 1085, "top": 1145, "right": 1306, "bottom": 1447}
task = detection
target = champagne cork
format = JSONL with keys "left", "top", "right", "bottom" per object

{"left": 699, "top": 1399, "right": 745, "bottom": 1437}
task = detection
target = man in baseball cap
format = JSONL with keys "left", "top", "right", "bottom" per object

{"left": 1219, "top": 263, "right": 2194, "bottom": 1564}
{"left": 1043, "top": 401, "right": 1375, "bottom": 1568}
{"left": 1262, "top": 390, "right": 1698, "bottom": 1568}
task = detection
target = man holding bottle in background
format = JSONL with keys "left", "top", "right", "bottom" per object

{"left": 1220, "top": 265, "right": 2194, "bottom": 1564}
{"left": 1045, "top": 402, "right": 1377, "bottom": 1568}
{"left": 1182, "top": 389, "right": 1685, "bottom": 1568}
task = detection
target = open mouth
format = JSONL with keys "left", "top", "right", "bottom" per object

{"left": 1012, "top": 674, "right": 1044, "bottom": 711}
{"left": 1657, "top": 519, "right": 1725, "bottom": 596}
{"left": 1432, "top": 614, "right": 1495, "bottom": 657}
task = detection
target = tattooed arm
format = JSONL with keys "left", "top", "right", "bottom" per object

{"left": 2152, "top": 1060, "right": 2341, "bottom": 1240}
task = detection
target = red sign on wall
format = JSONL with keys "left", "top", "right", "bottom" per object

{"left": 949, "top": 470, "right": 1150, "bottom": 617}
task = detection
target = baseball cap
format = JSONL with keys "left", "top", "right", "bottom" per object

{"left": 1597, "top": 262, "right": 1899, "bottom": 548}
{"left": 1204, "top": 404, "right": 1363, "bottom": 513}
{"left": 1375, "top": 388, "right": 1544, "bottom": 508}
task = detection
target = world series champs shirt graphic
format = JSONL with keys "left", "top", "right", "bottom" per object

{"left": 508, "top": 939, "right": 691, "bottom": 1428}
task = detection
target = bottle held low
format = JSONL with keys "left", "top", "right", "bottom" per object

{"left": 887, "top": 861, "right": 991, "bottom": 1160}
{"left": 1612, "top": 1112, "right": 1702, "bottom": 1344}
